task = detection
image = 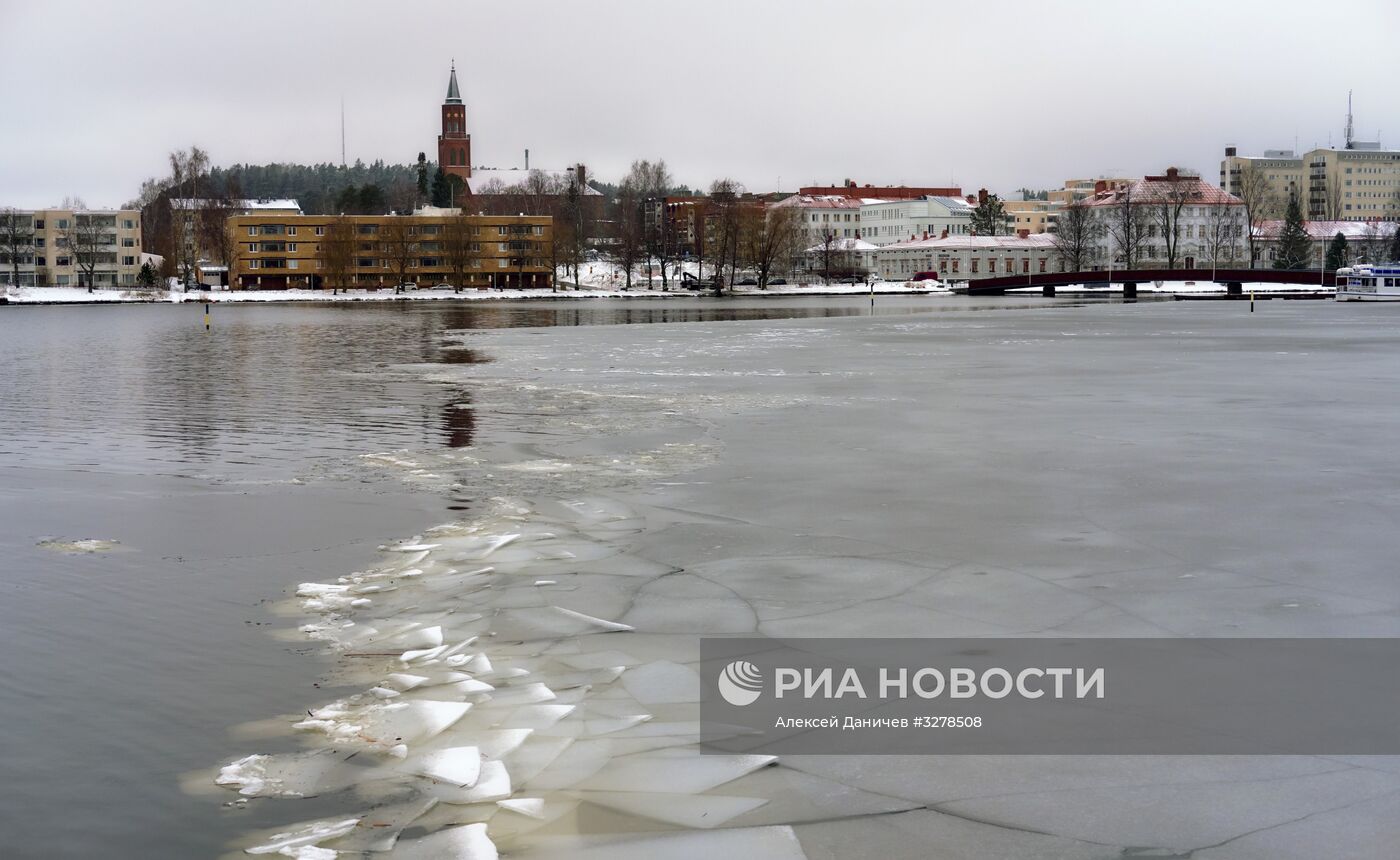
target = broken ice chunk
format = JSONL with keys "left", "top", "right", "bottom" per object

{"left": 392, "top": 823, "right": 497, "bottom": 860}
{"left": 408, "top": 746, "right": 481, "bottom": 787}
{"left": 576, "top": 751, "right": 776, "bottom": 793}
{"left": 245, "top": 816, "right": 360, "bottom": 855}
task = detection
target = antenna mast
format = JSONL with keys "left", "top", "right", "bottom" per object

{"left": 1345, "top": 90, "right": 1354, "bottom": 150}
{"left": 340, "top": 98, "right": 346, "bottom": 167}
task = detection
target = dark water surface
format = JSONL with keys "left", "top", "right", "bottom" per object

{"left": 0, "top": 296, "right": 1054, "bottom": 859}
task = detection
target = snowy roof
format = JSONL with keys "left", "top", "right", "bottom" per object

{"left": 881, "top": 233, "right": 1057, "bottom": 251}
{"left": 1253, "top": 220, "right": 1399, "bottom": 241}
{"left": 1080, "top": 174, "right": 1241, "bottom": 207}
{"left": 170, "top": 198, "right": 303, "bottom": 212}
{"left": 465, "top": 170, "right": 602, "bottom": 195}
{"left": 805, "top": 238, "right": 880, "bottom": 253}
{"left": 774, "top": 194, "right": 883, "bottom": 209}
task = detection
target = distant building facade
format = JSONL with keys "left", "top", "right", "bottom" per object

{"left": 876, "top": 233, "right": 1059, "bottom": 281}
{"left": 1221, "top": 144, "right": 1400, "bottom": 222}
{"left": 227, "top": 212, "right": 552, "bottom": 290}
{"left": 1252, "top": 219, "right": 1398, "bottom": 268}
{"left": 0, "top": 207, "right": 142, "bottom": 287}
{"left": 860, "top": 196, "right": 977, "bottom": 246}
{"left": 772, "top": 195, "right": 880, "bottom": 244}
{"left": 1082, "top": 170, "right": 1246, "bottom": 268}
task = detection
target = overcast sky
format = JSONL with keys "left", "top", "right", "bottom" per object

{"left": 2, "top": 0, "right": 1398, "bottom": 209}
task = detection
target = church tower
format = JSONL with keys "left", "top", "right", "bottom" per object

{"left": 437, "top": 63, "right": 471, "bottom": 182}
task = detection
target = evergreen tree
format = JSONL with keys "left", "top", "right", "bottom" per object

{"left": 335, "top": 184, "right": 359, "bottom": 214}
{"left": 430, "top": 167, "right": 452, "bottom": 207}
{"left": 358, "top": 184, "right": 386, "bottom": 215}
{"left": 1324, "top": 232, "right": 1349, "bottom": 271}
{"left": 137, "top": 261, "right": 158, "bottom": 287}
{"left": 416, "top": 152, "right": 429, "bottom": 200}
{"left": 970, "top": 193, "right": 1007, "bottom": 236}
{"left": 1390, "top": 226, "right": 1400, "bottom": 263}
{"left": 1273, "top": 195, "right": 1312, "bottom": 270}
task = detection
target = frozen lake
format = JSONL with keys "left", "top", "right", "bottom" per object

{"left": 3, "top": 295, "right": 1399, "bottom": 858}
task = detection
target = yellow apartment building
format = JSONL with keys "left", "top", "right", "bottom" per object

{"left": 227, "top": 210, "right": 553, "bottom": 290}
{"left": 0, "top": 207, "right": 143, "bottom": 287}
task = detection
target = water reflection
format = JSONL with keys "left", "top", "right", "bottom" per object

{"left": 0, "top": 297, "right": 1107, "bottom": 479}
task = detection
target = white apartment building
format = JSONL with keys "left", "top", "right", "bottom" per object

{"left": 859, "top": 196, "right": 976, "bottom": 246}
{"left": 0, "top": 207, "right": 143, "bottom": 287}
{"left": 772, "top": 195, "right": 882, "bottom": 243}
{"left": 877, "top": 233, "right": 1059, "bottom": 281}
{"left": 1082, "top": 170, "right": 1246, "bottom": 268}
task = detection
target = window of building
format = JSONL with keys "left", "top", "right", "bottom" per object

{"left": 287, "top": 243, "right": 297, "bottom": 252}
{"left": 34, "top": 220, "right": 44, "bottom": 229}
{"left": 122, "top": 256, "right": 135, "bottom": 266}
{"left": 314, "top": 226, "right": 325, "bottom": 236}
{"left": 57, "top": 219, "right": 68, "bottom": 229}
{"left": 971, "top": 259, "right": 979, "bottom": 273}
{"left": 248, "top": 226, "right": 257, "bottom": 236}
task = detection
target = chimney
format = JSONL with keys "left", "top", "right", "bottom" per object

{"left": 978, "top": 188, "right": 988, "bottom": 205}
{"left": 922, "top": 230, "right": 929, "bottom": 240}
{"left": 1166, "top": 167, "right": 1179, "bottom": 180}
{"left": 575, "top": 163, "right": 587, "bottom": 188}
{"left": 1225, "top": 146, "right": 1237, "bottom": 157}
{"left": 1017, "top": 228, "right": 1029, "bottom": 238}
{"left": 1094, "top": 180, "right": 1108, "bottom": 195}
{"left": 941, "top": 228, "right": 949, "bottom": 239}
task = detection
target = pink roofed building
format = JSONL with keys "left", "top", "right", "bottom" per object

{"left": 1078, "top": 168, "right": 1247, "bottom": 268}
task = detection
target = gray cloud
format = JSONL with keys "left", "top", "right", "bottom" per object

{"left": 1, "top": 0, "right": 1397, "bottom": 208}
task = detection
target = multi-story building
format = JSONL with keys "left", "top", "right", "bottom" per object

{"left": 1252, "top": 219, "right": 1398, "bottom": 269}
{"left": 859, "top": 195, "right": 978, "bottom": 246}
{"left": 0, "top": 207, "right": 143, "bottom": 287}
{"left": 876, "top": 233, "right": 1059, "bottom": 281}
{"left": 1003, "top": 199, "right": 1061, "bottom": 235}
{"left": 1082, "top": 169, "right": 1246, "bottom": 268}
{"left": 799, "top": 182, "right": 961, "bottom": 200}
{"left": 227, "top": 211, "right": 552, "bottom": 290}
{"left": 1221, "top": 144, "right": 1400, "bottom": 222}
{"left": 772, "top": 195, "right": 883, "bottom": 243}
{"left": 1047, "top": 178, "right": 1132, "bottom": 206}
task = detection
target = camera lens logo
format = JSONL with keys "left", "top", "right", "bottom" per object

{"left": 718, "top": 660, "right": 764, "bottom": 706}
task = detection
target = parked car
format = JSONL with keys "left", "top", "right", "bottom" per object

{"left": 737, "top": 277, "right": 758, "bottom": 286}
{"left": 837, "top": 276, "right": 862, "bottom": 284}
{"left": 768, "top": 278, "right": 787, "bottom": 286}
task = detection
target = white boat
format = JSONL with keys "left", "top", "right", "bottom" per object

{"left": 1336, "top": 265, "right": 1400, "bottom": 301}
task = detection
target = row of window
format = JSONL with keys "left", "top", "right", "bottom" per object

{"left": 247, "top": 223, "right": 541, "bottom": 237}
{"left": 248, "top": 257, "right": 535, "bottom": 271}
{"left": 0, "top": 255, "right": 136, "bottom": 267}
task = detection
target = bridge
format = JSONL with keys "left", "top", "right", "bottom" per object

{"left": 955, "top": 268, "right": 1336, "bottom": 296}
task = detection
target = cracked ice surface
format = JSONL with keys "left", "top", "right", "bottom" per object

{"left": 219, "top": 304, "right": 1400, "bottom": 858}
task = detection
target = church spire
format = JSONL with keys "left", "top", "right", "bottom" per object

{"left": 445, "top": 61, "right": 462, "bottom": 105}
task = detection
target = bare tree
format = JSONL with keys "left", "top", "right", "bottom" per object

{"left": 1312, "top": 174, "right": 1343, "bottom": 221}
{"left": 1150, "top": 169, "right": 1195, "bottom": 268}
{"left": 609, "top": 176, "right": 645, "bottom": 289}
{"left": 443, "top": 214, "right": 479, "bottom": 292}
{"left": 739, "top": 204, "right": 803, "bottom": 289}
{"left": 380, "top": 218, "right": 420, "bottom": 293}
{"left": 1106, "top": 184, "right": 1148, "bottom": 270}
{"left": 66, "top": 211, "right": 115, "bottom": 293}
{"left": 1050, "top": 202, "right": 1100, "bottom": 272}
{"left": 0, "top": 208, "right": 32, "bottom": 288}
{"left": 167, "top": 147, "right": 210, "bottom": 285}
{"left": 1201, "top": 203, "right": 1245, "bottom": 269}
{"left": 812, "top": 227, "right": 850, "bottom": 284}
{"left": 1235, "top": 162, "right": 1274, "bottom": 267}
{"left": 198, "top": 177, "right": 242, "bottom": 286}
{"left": 624, "top": 159, "right": 675, "bottom": 290}
{"left": 707, "top": 178, "right": 745, "bottom": 294}
{"left": 1357, "top": 220, "right": 1390, "bottom": 264}
{"left": 320, "top": 216, "right": 356, "bottom": 294}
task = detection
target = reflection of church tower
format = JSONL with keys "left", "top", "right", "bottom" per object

{"left": 437, "top": 63, "right": 471, "bottom": 182}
